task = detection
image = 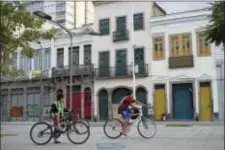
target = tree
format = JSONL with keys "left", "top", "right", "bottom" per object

{"left": 205, "top": 1, "right": 225, "bottom": 49}
{"left": 0, "top": 2, "right": 58, "bottom": 76}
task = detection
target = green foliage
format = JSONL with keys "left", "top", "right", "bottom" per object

{"left": 3, "top": 68, "right": 25, "bottom": 78}
{"left": 0, "top": 2, "right": 58, "bottom": 75}
{"left": 205, "top": 2, "right": 225, "bottom": 49}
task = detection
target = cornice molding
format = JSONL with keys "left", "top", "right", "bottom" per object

{"left": 92, "top": 1, "right": 117, "bottom": 6}
{"left": 151, "top": 15, "right": 209, "bottom": 27}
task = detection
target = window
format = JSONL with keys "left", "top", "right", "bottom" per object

{"left": 99, "top": 18, "right": 109, "bottom": 35}
{"left": 182, "top": 34, "right": 191, "bottom": 56}
{"left": 56, "top": 19, "right": 65, "bottom": 24}
{"left": 56, "top": 2, "right": 65, "bottom": 8}
{"left": 25, "top": 57, "right": 32, "bottom": 70}
{"left": 152, "top": 36, "right": 164, "bottom": 60}
{"left": 19, "top": 53, "right": 25, "bottom": 70}
{"left": 196, "top": 32, "right": 211, "bottom": 56}
{"left": 19, "top": 53, "right": 31, "bottom": 70}
{"left": 83, "top": 45, "right": 92, "bottom": 65}
{"left": 34, "top": 49, "right": 41, "bottom": 70}
{"left": 116, "top": 16, "right": 126, "bottom": 32}
{"left": 44, "top": 48, "right": 51, "bottom": 69}
{"left": 56, "top": 11, "right": 65, "bottom": 16}
{"left": 133, "top": 13, "right": 144, "bottom": 31}
{"left": 68, "top": 46, "right": 79, "bottom": 66}
{"left": 57, "top": 48, "right": 64, "bottom": 67}
{"left": 169, "top": 33, "right": 192, "bottom": 57}
{"left": 12, "top": 52, "right": 17, "bottom": 69}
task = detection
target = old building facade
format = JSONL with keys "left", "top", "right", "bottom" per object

{"left": 1, "top": 2, "right": 223, "bottom": 122}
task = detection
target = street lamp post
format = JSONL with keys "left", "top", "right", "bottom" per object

{"left": 36, "top": 41, "right": 44, "bottom": 121}
{"left": 34, "top": 11, "right": 73, "bottom": 110}
{"left": 130, "top": 2, "right": 136, "bottom": 99}
{"left": 33, "top": 11, "right": 101, "bottom": 111}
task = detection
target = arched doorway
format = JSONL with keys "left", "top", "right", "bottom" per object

{"left": 84, "top": 87, "right": 92, "bottom": 120}
{"left": 66, "top": 85, "right": 81, "bottom": 119}
{"left": 99, "top": 89, "right": 108, "bottom": 120}
{"left": 112, "top": 88, "right": 130, "bottom": 104}
{"left": 112, "top": 88, "right": 130, "bottom": 118}
{"left": 136, "top": 87, "right": 148, "bottom": 117}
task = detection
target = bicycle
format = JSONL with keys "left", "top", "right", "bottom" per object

{"left": 60, "top": 111, "right": 90, "bottom": 133}
{"left": 29, "top": 111, "right": 90, "bottom": 145}
{"left": 75, "top": 113, "right": 90, "bottom": 128}
{"left": 103, "top": 105, "right": 156, "bottom": 139}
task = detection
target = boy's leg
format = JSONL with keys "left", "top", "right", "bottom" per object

{"left": 53, "top": 115, "right": 61, "bottom": 143}
{"left": 121, "top": 110, "right": 130, "bottom": 134}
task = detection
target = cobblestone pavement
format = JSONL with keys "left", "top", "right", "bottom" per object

{"left": 1, "top": 124, "right": 224, "bottom": 150}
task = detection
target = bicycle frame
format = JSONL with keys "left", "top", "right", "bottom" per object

{"left": 127, "top": 107, "right": 144, "bottom": 126}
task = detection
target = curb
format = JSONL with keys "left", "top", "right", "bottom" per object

{"left": 1, "top": 121, "right": 224, "bottom": 127}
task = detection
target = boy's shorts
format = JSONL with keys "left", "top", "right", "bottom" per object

{"left": 120, "top": 108, "right": 132, "bottom": 119}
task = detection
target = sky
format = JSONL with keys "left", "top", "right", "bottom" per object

{"left": 156, "top": 1, "right": 211, "bottom": 13}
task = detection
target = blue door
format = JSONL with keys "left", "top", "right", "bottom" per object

{"left": 172, "top": 84, "right": 194, "bottom": 120}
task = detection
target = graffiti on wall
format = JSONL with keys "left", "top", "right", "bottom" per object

{"left": 27, "top": 104, "right": 39, "bottom": 117}
{"left": 43, "top": 107, "right": 51, "bottom": 117}
{"left": 10, "top": 106, "right": 23, "bottom": 117}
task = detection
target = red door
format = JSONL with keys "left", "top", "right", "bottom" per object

{"left": 66, "top": 93, "right": 81, "bottom": 119}
{"left": 84, "top": 92, "right": 92, "bottom": 120}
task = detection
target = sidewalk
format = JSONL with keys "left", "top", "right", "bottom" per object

{"left": 1, "top": 121, "right": 224, "bottom": 127}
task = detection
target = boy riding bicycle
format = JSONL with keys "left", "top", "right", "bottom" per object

{"left": 50, "top": 93, "right": 71, "bottom": 144}
{"left": 117, "top": 91, "right": 145, "bottom": 135}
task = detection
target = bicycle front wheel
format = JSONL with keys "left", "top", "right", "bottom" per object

{"left": 137, "top": 117, "right": 157, "bottom": 139}
{"left": 29, "top": 122, "right": 53, "bottom": 145}
{"left": 67, "top": 121, "right": 90, "bottom": 144}
{"left": 103, "top": 118, "right": 123, "bottom": 139}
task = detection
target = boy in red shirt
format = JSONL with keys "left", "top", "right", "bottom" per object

{"left": 118, "top": 92, "right": 145, "bottom": 135}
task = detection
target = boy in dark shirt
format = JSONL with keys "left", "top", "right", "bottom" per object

{"left": 50, "top": 93, "right": 70, "bottom": 143}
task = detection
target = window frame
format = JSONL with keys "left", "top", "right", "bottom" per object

{"left": 68, "top": 46, "right": 79, "bottom": 66}
{"left": 133, "top": 12, "right": 144, "bottom": 31}
{"left": 152, "top": 35, "right": 165, "bottom": 60}
{"left": 116, "top": 15, "right": 127, "bottom": 32}
{"left": 169, "top": 33, "right": 192, "bottom": 57}
{"left": 57, "top": 48, "right": 64, "bottom": 67}
{"left": 99, "top": 18, "right": 110, "bottom": 36}
{"left": 83, "top": 44, "right": 92, "bottom": 65}
{"left": 196, "top": 31, "right": 211, "bottom": 57}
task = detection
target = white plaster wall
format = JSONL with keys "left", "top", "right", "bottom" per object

{"left": 92, "top": 2, "right": 154, "bottom": 116}
{"left": 53, "top": 34, "right": 93, "bottom": 67}
{"left": 151, "top": 12, "right": 219, "bottom": 114}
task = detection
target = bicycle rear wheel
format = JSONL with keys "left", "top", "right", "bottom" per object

{"left": 103, "top": 118, "right": 123, "bottom": 139}
{"left": 137, "top": 117, "right": 157, "bottom": 139}
{"left": 29, "top": 122, "right": 53, "bottom": 145}
{"left": 79, "top": 119, "right": 90, "bottom": 128}
{"left": 67, "top": 121, "right": 90, "bottom": 144}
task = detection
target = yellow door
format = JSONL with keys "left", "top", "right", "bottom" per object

{"left": 154, "top": 84, "right": 166, "bottom": 121}
{"left": 199, "top": 82, "right": 212, "bottom": 121}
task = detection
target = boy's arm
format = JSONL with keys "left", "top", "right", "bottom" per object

{"left": 134, "top": 99, "right": 145, "bottom": 106}
{"left": 64, "top": 103, "right": 72, "bottom": 112}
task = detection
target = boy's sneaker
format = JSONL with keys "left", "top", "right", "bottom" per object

{"left": 54, "top": 140, "right": 61, "bottom": 144}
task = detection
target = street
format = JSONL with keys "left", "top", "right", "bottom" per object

{"left": 1, "top": 124, "right": 224, "bottom": 150}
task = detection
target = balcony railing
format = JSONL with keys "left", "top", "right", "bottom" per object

{"left": 52, "top": 64, "right": 94, "bottom": 77}
{"left": 0, "top": 69, "right": 52, "bottom": 82}
{"left": 169, "top": 55, "right": 194, "bottom": 69}
{"left": 113, "top": 30, "right": 129, "bottom": 42}
{"left": 95, "top": 64, "right": 148, "bottom": 79}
